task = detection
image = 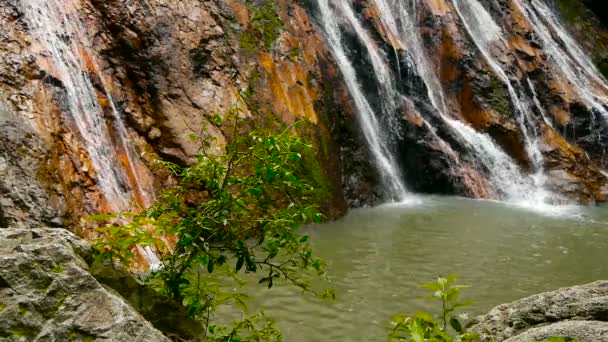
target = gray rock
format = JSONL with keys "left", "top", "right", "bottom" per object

{"left": 504, "top": 321, "right": 608, "bottom": 342}
{"left": 91, "top": 261, "right": 205, "bottom": 340}
{"left": 469, "top": 281, "right": 608, "bottom": 341}
{"left": 0, "top": 228, "right": 170, "bottom": 341}
{"left": 0, "top": 111, "right": 63, "bottom": 228}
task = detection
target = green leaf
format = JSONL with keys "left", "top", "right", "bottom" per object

{"left": 236, "top": 257, "right": 244, "bottom": 272}
{"left": 445, "top": 274, "right": 458, "bottom": 287}
{"left": 88, "top": 213, "right": 116, "bottom": 222}
{"left": 245, "top": 257, "right": 257, "bottom": 272}
{"left": 459, "top": 333, "right": 480, "bottom": 342}
{"left": 420, "top": 283, "right": 442, "bottom": 292}
{"left": 449, "top": 317, "right": 464, "bottom": 333}
{"left": 250, "top": 188, "right": 262, "bottom": 197}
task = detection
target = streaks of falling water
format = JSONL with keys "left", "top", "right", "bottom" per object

{"left": 21, "top": 0, "right": 150, "bottom": 212}
{"left": 370, "top": 0, "right": 552, "bottom": 203}
{"left": 514, "top": 0, "right": 608, "bottom": 117}
{"left": 451, "top": 0, "right": 557, "bottom": 204}
{"left": 315, "top": 0, "right": 409, "bottom": 202}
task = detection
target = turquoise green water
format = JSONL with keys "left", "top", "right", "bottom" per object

{"left": 245, "top": 196, "right": 608, "bottom": 341}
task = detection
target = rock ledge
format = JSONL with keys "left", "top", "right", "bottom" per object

{"left": 0, "top": 228, "right": 169, "bottom": 341}
{"left": 470, "top": 281, "right": 608, "bottom": 341}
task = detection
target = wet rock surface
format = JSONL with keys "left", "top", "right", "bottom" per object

{"left": 470, "top": 281, "right": 608, "bottom": 341}
{"left": 91, "top": 261, "right": 205, "bottom": 340}
{"left": 328, "top": 0, "right": 608, "bottom": 203}
{"left": 0, "top": 0, "right": 357, "bottom": 226}
{"left": 0, "top": 112, "right": 63, "bottom": 229}
{"left": 2, "top": 0, "right": 608, "bottom": 230}
{"left": 0, "top": 228, "right": 170, "bottom": 341}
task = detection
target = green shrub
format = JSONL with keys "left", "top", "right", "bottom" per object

{"left": 388, "top": 275, "right": 477, "bottom": 342}
{"left": 92, "top": 113, "right": 332, "bottom": 340}
{"left": 389, "top": 276, "right": 580, "bottom": 342}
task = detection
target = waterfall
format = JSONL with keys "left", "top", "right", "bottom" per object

{"left": 21, "top": 0, "right": 149, "bottom": 212}
{"left": 379, "top": 0, "right": 550, "bottom": 203}
{"left": 314, "top": 0, "right": 551, "bottom": 203}
{"left": 514, "top": 0, "right": 608, "bottom": 117}
{"left": 453, "top": 0, "right": 544, "bottom": 171}
{"left": 316, "top": 0, "right": 409, "bottom": 201}
{"left": 452, "top": 0, "right": 555, "bottom": 203}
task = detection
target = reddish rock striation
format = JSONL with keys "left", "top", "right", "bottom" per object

{"left": 339, "top": 0, "right": 608, "bottom": 203}
{"left": 0, "top": 0, "right": 358, "bottom": 233}
{"left": 2, "top": 0, "right": 608, "bottom": 234}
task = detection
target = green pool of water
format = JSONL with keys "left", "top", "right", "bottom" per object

{"left": 245, "top": 196, "right": 608, "bottom": 341}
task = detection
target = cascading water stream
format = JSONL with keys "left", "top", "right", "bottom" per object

{"left": 514, "top": 0, "right": 608, "bottom": 117}
{"left": 21, "top": 0, "right": 158, "bottom": 264}
{"left": 368, "top": 0, "right": 552, "bottom": 203}
{"left": 452, "top": 0, "right": 556, "bottom": 204}
{"left": 21, "top": 0, "right": 149, "bottom": 211}
{"left": 315, "top": 0, "right": 409, "bottom": 202}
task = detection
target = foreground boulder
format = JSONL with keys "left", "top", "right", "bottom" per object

{"left": 470, "top": 281, "right": 608, "bottom": 341}
{"left": 0, "top": 228, "right": 170, "bottom": 341}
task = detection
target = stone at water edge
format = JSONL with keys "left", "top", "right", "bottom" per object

{"left": 0, "top": 228, "right": 170, "bottom": 341}
{"left": 503, "top": 320, "right": 608, "bottom": 342}
{"left": 91, "top": 260, "right": 205, "bottom": 339}
{"left": 469, "top": 281, "right": 608, "bottom": 341}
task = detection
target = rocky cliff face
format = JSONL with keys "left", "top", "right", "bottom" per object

{"left": 309, "top": 0, "right": 608, "bottom": 203}
{"left": 1, "top": 0, "right": 608, "bottom": 232}
{"left": 0, "top": 0, "right": 361, "bottom": 231}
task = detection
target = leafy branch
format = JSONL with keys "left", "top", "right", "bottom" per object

{"left": 91, "top": 112, "right": 331, "bottom": 340}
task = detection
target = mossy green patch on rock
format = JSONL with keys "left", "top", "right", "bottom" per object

{"left": 596, "top": 58, "right": 608, "bottom": 79}
{"left": 487, "top": 78, "right": 512, "bottom": 117}
{"left": 51, "top": 263, "right": 63, "bottom": 274}
{"left": 556, "top": 0, "right": 586, "bottom": 23}
{"left": 239, "top": 0, "right": 283, "bottom": 51}
{"left": 35, "top": 275, "right": 53, "bottom": 292}
{"left": 10, "top": 324, "right": 38, "bottom": 339}
{"left": 18, "top": 303, "right": 28, "bottom": 316}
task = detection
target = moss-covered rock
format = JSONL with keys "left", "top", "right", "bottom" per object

{"left": 0, "top": 228, "right": 170, "bottom": 341}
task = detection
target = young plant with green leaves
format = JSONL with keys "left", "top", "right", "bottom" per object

{"left": 388, "top": 275, "right": 478, "bottom": 342}
{"left": 92, "top": 113, "right": 332, "bottom": 340}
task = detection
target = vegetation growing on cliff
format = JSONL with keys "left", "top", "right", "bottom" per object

{"left": 555, "top": 0, "right": 587, "bottom": 23}
{"left": 93, "top": 114, "right": 332, "bottom": 341}
{"left": 487, "top": 78, "right": 511, "bottom": 118}
{"left": 596, "top": 58, "right": 608, "bottom": 80}
{"left": 240, "top": 0, "right": 283, "bottom": 51}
